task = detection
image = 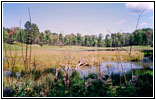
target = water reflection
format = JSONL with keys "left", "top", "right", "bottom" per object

{"left": 79, "top": 61, "right": 153, "bottom": 77}
{"left": 3, "top": 70, "right": 21, "bottom": 78}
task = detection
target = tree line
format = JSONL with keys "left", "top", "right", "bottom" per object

{"left": 3, "top": 21, "right": 153, "bottom": 47}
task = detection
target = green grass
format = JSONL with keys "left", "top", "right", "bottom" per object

{"left": 122, "top": 45, "right": 153, "bottom": 51}
{"left": 3, "top": 42, "right": 153, "bottom": 52}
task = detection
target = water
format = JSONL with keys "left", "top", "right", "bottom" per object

{"left": 3, "top": 58, "right": 153, "bottom": 78}
{"left": 3, "top": 70, "right": 21, "bottom": 78}
{"left": 3, "top": 57, "right": 8, "bottom": 61}
{"left": 3, "top": 70, "right": 12, "bottom": 77}
{"left": 78, "top": 61, "right": 153, "bottom": 77}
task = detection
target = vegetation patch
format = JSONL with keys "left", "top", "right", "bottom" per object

{"left": 3, "top": 69, "right": 153, "bottom": 97}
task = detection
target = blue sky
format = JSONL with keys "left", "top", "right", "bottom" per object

{"left": 3, "top": 3, "right": 153, "bottom": 36}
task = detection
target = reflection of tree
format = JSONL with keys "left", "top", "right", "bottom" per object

{"left": 133, "top": 62, "right": 152, "bottom": 68}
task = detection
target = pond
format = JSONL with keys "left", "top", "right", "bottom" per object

{"left": 77, "top": 58, "right": 153, "bottom": 77}
{"left": 3, "top": 57, "right": 153, "bottom": 78}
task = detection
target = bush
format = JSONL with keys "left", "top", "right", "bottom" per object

{"left": 3, "top": 69, "right": 153, "bottom": 97}
{"left": 3, "top": 87, "right": 15, "bottom": 97}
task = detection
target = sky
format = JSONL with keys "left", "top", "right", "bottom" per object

{"left": 3, "top": 2, "right": 154, "bottom": 36}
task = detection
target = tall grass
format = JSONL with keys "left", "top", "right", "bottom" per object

{"left": 3, "top": 49, "right": 144, "bottom": 72}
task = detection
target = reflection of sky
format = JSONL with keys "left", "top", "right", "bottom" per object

{"left": 3, "top": 61, "right": 153, "bottom": 78}
{"left": 79, "top": 61, "right": 153, "bottom": 77}
{"left": 3, "top": 70, "right": 20, "bottom": 78}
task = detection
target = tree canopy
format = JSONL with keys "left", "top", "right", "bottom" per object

{"left": 3, "top": 21, "right": 153, "bottom": 47}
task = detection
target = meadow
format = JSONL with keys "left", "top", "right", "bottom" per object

{"left": 3, "top": 42, "right": 153, "bottom": 97}
{"left": 3, "top": 43, "right": 147, "bottom": 72}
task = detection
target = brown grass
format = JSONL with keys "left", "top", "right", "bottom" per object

{"left": 3, "top": 48, "right": 144, "bottom": 72}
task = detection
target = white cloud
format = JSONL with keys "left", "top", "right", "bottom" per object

{"left": 150, "top": 16, "right": 153, "bottom": 20}
{"left": 115, "top": 20, "right": 125, "bottom": 25}
{"left": 125, "top": 2, "right": 154, "bottom": 14}
{"left": 140, "top": 22, "right": 148, "bottom": 26}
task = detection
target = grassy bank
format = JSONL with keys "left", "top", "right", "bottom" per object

{"left": 3, "top": 43, "right": 153, "bottom": 51}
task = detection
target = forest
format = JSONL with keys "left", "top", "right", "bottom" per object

{"left": 3, "top": 21, "right": 153, "bottom": 47}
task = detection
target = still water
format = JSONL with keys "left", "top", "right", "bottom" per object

{"left": 77, "top": 59, "right": 153, "bottom": 77}
{"left": 3, "top": 57, "right": 153, "bottom": 78}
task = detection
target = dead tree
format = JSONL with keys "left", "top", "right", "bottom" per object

{"left": 60, "top": 63, "right": 70, "bottom": 91}
{"left": 54, "top": 68, "right": 59, "bottom": 83}
{"left": 28, "top": 8, "right": 32, "bottom": 72}
{"left": 19, "top": 8, "right": 33, "bottom": 88}
{"left": 75, "top": 60, "right": 83, "bottom": 70}
{"left": 107, "top": 30, "right": 127, "bottom": 84}
{"left": 117, "top": 9, "right": 146, "bottom": 80}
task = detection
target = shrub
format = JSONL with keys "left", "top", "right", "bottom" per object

{"left": 3, "top": 69, "right": 153, "bottom": 97}
{"left": 3, "top": 87, "right": 15, "bottom": 97}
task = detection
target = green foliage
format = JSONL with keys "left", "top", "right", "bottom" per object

{"left": 142, "top": 50, "right": 153, "bottom": 60}
{"left": 133, "top": 28, "right": 153, "bottom": 45}
{"left": 13, "top": 64, "right": 25, "bottom": 73}
{"left": 85, "top": 74, "right": 115, "bottom": 97}
{"left": 64, "top": 33, "right": 77, "bottom": 45}
{"left": 85, "top": 73, "right": 98, "bottom": 79}
{"left": 76, "top": 33, "right": 82, "bottom": 46}
{"left": 116, "top": 85, "right": 137, "bottom": 97}
{"left": 3, "top": 28, "right": 8, "bottom": 42}
{"left": 97, "top": 33, "right": 104, "bottom": 47}
{"left": 3, "top": 24, "right": 153, "bottom": 47}
{"left": 105, "top": 39, "right": 112, "bottom": 47}
{"left": 3, "top": 69, "right": 153, "bottom": 97}
{"left": 116, "top": 69, "right": 153, "bottom": 97}
{"left": 131, "top": 55, "right": 143, "bottom": 61}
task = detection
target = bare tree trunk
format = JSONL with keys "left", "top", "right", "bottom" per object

{"left": 25, "top": 43, "right": 28, "bottom": 87}
{"left": 28, "top": 7, "right": 32, "bottom": 73}
{"left": 97, "top": 50, "right": 101, "bottom": 76}
{"left": 61, "top": 64, "right": 70, "bottom": 91}
{"left": 8, "top": 45, "right": 14, "bottom": 87}
{"left": 54, "top": 68, "right": 59, "bottom": 83}
{"left": 116, "top": 46, "right": 127, "bottom": 83}
{"left": 29, "top": 45, "right": 32, "bottom": 72}
{"left": 107, "top": 30, "right": 127, "bottom": 84}
{"left": 66, "top": 66, "right": 70, "bottom": 91}
{"left": 129, "top": 10, "right": 145, "bottom": 80}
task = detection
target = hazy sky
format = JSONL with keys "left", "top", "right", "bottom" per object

{"left": 3, "top": 2, "right": 153, "bottom": 36}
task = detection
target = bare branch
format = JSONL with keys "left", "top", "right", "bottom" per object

{"left": 28, "top": 7, "right": 31, "bottom": 23}
{"left": 135, "top": 9, "right": 146, "bottom": 30}
{"left": 106, "top": 29, "right": 113, "bottom": 34}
